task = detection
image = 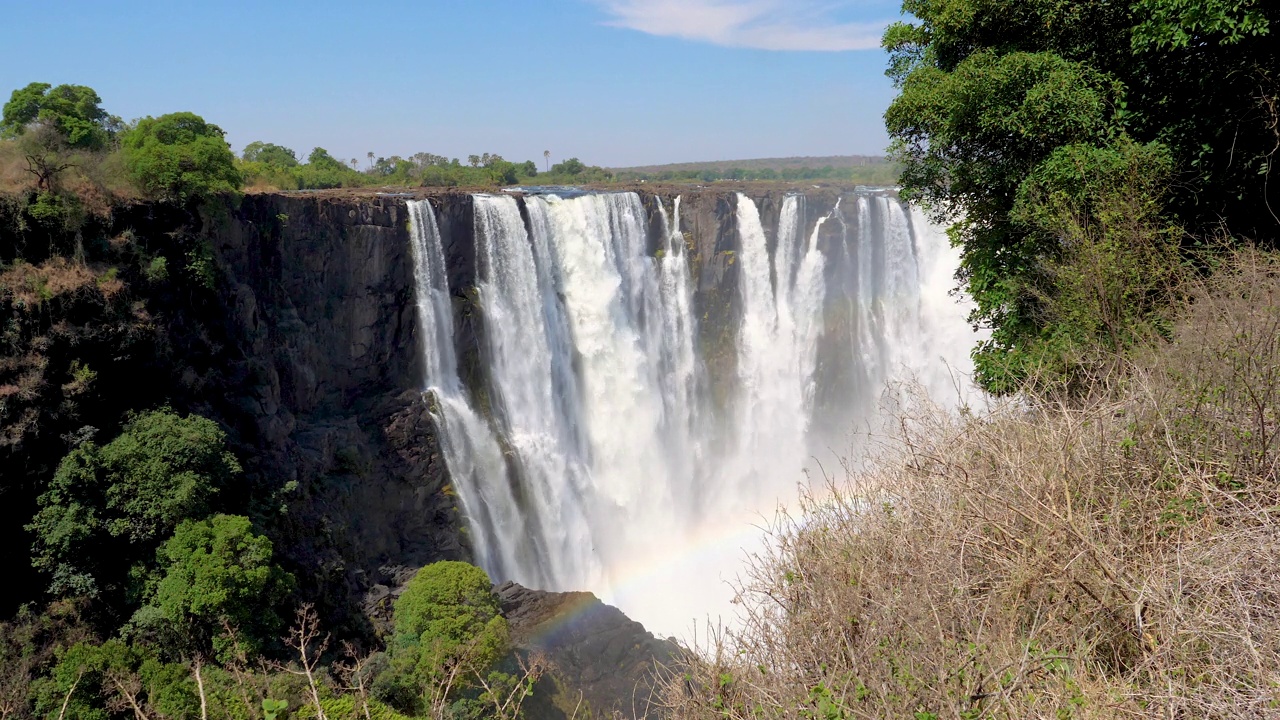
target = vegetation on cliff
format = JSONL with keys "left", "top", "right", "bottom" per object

{"left": 0, "top": 91, "right": 560, "bottom": 714}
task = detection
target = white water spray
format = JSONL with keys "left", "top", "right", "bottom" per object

{"left": 407, "top": 190, "right": 982, "bottom": 634}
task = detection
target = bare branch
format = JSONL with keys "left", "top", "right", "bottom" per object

{"left": 276, "top": 604, "right": 330, "bottom": 720}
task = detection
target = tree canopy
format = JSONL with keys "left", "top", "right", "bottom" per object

{"left": 380, "top": 562, "right": 509, "bottom": 712}
{"left": 121, "top": 112, "right": 241, "bottom": 202}
{"left": 28, "top": 409, "right": 240, "bottom": 598}
{"left": 883, "top": 0, "right": 1279, "bottom": 391}
{"left": 132, "top": 514, "right": 293, "bottom": 660}
{"left": 241, "top": 141, "right": 298, "bottom": 168}
{"left": 0, "top": 82, "right": 118, "bottom": 150}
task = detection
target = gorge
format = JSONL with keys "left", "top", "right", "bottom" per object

{"left": 403, "top": 187, "right": 979, "bottom": 633}
{"left": 0, "top": 184, "right": 980, "bottom": 637}
{"left": 0, "top": 182, "right": 983, "bottom": 713}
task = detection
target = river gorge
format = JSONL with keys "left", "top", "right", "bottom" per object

{"left": 402, "top": 187, "right": 979, "bottom": 632}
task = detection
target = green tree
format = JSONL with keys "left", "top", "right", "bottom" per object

{"left": 377, "top": 562, "right": 509, "bottom": 714}
{"left": 132, "top": 514, "right": 293, "bottom": 660}
{"left": 882, "top": 0, "right": 1278, "bottom": 391}
{"left": 242, "top": 141, "right": 299, "bottom": 168}
{"left": 31, "top": 640, "right": 198, "bottom": 720}
{"left": 1, "top": 82, "right": 117, "bottom": 149}
{"left": 309, "top": 146, "right": 346, "bottom": 170}
{"left": 121, "top": 112, "right": 241, "bottom": 202}
{"left": 549, "top": 158, "right": 585, "bottom": 176}
{"left": 28, "top": 409, "right": 241, "bottom": 598}
{"left": 2, "top": 82, "right": 119, "bottom": 192}
{"left": 30, "top": 641, "right": 108, "bottom": 720}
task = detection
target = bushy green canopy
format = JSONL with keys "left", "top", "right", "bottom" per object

{"left": 883, "top": 0, "right": 1278, "bottom": 391}
{"left": 381, "top": 561, "right": 509, "bottom": 709}
{"left": 241, "top": 140, "right": 298, "bottom": 168}
{"left": 121, "top": 112, "right": 241, "bottom": 202}
{"left": 1, "top": 82, "right": 117, "bottom": 149}
{"left": 28, "top": 409, "right": 240, "bottom": 598}
{"left": 133, "top": 514, "right": 293, "bottom": 659}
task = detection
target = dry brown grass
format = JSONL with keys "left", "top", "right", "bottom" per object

{"left": 656, "top": 250, "right": 1280, "bottom": 719}
{"left": 0, "top": 138, "right": 139, "bottom": 212}
{"left": 0, "top": 257, "right": 123, "bottom": 306}
{"left": 0, "top": 141, "right": 32, "bottom": 194}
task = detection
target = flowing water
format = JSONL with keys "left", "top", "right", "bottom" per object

{"left": 406, "top": 190, "right": 981, "bottom": 634}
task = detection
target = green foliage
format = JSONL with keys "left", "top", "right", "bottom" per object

{"left": 392, "top": 561, "right": 504, "bottom": 654}
{"left": 968, "top": 140, "right": 1184, "bottom": 391}
{"left": 242, "top": 141, "right": 299, "bottom": 168}
{"left": 262, "top": 697, "right": 288, "bottom": 720}
{"left": 133, "top": 514, "right": 293, "bottom": 660}
{"left": 882, "top": 0, "right": 1279, "bottom": 392}
{"left": 31, "top": 640, "right": 199, "bottom": 720}
{"left": 31, "top": 641, "right": 109, "bottom": 720}
{"left": 144, "top": 256, "right": 169, "bottom": 282}
{"left": 121, "top": 112, "right": 242, "bottom": 203}
{"left": 1, "top": 82, "right": 117, "bottom": 150}
{"left": 549, "top": 157, "right": 585, "bottom": 176}
{"left": 1133, "top": 0, "right": 1270, "bottom": 48}
{"left": 25, "top": 191, "right": 81, "bottom": 230}
{"left": 296, "top": 695, "right": 414, "bottom": 720}
{"left": 28, "top": 409, "right": 240, "bottom": 598}
{"left": 378, "top": 562, "right": 509, "bottom": 711}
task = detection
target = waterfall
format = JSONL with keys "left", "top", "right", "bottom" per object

{"left": 406, "top": 190, "right": 981, "bottom": 634}
{"left": 406, "top": 200, "right": 529, "bottom": 582}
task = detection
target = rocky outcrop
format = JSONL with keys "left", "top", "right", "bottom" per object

{"left": 496, "top": 581, "right": 676, "bottom": 720}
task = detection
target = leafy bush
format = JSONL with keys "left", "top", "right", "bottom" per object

{"left": 28, "top": 409, "right": 241, "bottom": 598}
{"left": 974, "top": 141, "right": 1185, "bottom": 392}
{"left": 376, "top": 562, "right": 509, "bottom": 715}
{"left": 121, "top": 112, "right": 241, "bottom": 203}
{"left": 882, "top": 0, "right": 1279, "bottom": 392}
{"left": 132, "top": 514, "right": 294, "bottom": 660}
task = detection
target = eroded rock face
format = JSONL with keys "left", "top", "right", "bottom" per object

{"left": 193, "top": 194, "right": 475, "bottom": 626}
{"left": 204, "top": 187, "right": 866, "bottom": 619}
{"left": 1, "top": 183, "right": 875, "bottom": 640}
{"left": 496, "top": 581, "right": 676, "bottom": 720}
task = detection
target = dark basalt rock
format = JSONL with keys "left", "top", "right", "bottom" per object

{"left": 0, "top": 183, "right": 893, "bottom": 638}
{"left": 496, "top": 581, "right": 676, "bottom": 720}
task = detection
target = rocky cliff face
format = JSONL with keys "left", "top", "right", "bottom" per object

{"left": 200, "top": 186, "right": 877, "bottom": 609}
{"left": 200, "top": 194, "right": 464, "bottom": 612}
{"left": 1, "top": 184, "right": 879, "bottom": 625}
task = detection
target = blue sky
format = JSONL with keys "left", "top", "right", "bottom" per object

{"left": 1, "top": 0, "right": 905, "bottom": 167}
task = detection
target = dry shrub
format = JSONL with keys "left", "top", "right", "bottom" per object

{"left": 0, "top": 140, "right": 32, "bottom": 194}
{"left": 0, "top": 138, "right": 140, "bottom": 211}
{"left": 657, "top": 251, "right": 1280, "bottom": 719}
{"left": 0, "top": 258, "right": 127, "bottom": 309}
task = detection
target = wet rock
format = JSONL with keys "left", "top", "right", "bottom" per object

{"left": 496, "top": 581, "right": 676, "bottom": 720}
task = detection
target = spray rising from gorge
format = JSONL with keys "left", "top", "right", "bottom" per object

{"left": 407, "top": 190, "right": 980, "bottom": 633}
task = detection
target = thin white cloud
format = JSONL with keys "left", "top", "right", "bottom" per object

{"left": 596, "top": 0, "right": 889, "bottom": 52}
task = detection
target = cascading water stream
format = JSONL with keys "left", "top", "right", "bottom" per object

{"left": 406, "top": 200, "right": 529, "bottom": 582}
{"left": 406, "top": 190, "right": 982, "bottom": 634}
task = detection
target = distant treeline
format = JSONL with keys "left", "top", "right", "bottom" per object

{"left": 240, "top": 145, "right": 901, "bottom": 191}
{"left": 613, "top": 154, "right": 888, "bottom": 173}
{"left": 239, "top": 146, "right": 617, "bottom": 189}
{"left": 613, "top": 161, "right": 900, "bottom": 185}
